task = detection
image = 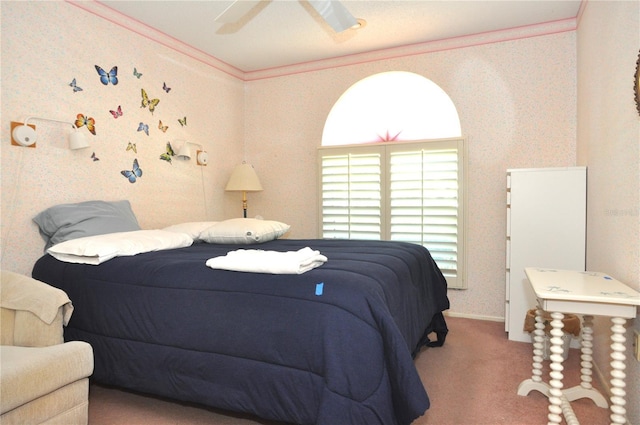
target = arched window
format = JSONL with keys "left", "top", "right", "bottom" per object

{"left": 322, "top": 71, "right": 461, "bottom": 146}
{"left": 318, "top": 72, "right": 465, "bottom": 288}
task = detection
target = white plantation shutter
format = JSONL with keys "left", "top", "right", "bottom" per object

{"left": 320, "top": 148, "right": 382, "bottom": 239}
{"left": 388, "top": 144, "right": 461, "bottom": 285}
{"left": 319, "top": 138, "right": 465, "bottom": 289}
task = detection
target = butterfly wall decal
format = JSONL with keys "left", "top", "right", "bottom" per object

{"left": 159, "top": 142, "right": 175, "bottom": 164}
{"left": 162, "top": 82, "right": 171, "bottom": 93}
{"left": 95, "top": 65, "right": 118, "bottom": 85}
{"left": 91, "top": 152, "right": 99, "bottom": 161}
{"left": 133, "top": 67, "right": 142, "bottom": 79}
{"left": 75, "top": 114, "right": 96, "bottom": 135}
{"left": 126, "top": 142, "right": 137, "bottom": 153}
{"left": 140, "top": 88, "right": 160, "bottom": 114}
{"left": 109, "top": 105, "right": 123, "bottom": 119}
{"left": 178, "top": 116, "right": 187, "bottom": 127}
{"left": 121, "top": 158, "right": 142, "bottom": 183}
{"left": 137, "top": 122, "right": 149, "bottom": 136}
{"left": 158, "top": 120, "right": 168, "bottom": 133}
{"left": 69, "top": 78, "right": 83, "bottom": 92}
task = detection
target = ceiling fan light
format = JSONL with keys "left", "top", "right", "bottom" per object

{"left": 351, "top": 18, "right": 366, "bottom": 30}
{"left": 309, "top": 0, "right": 357, "bottom": 33}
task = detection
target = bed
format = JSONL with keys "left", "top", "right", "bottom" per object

{"left": 30, "top": 203, "right": 449, "bottom": 425}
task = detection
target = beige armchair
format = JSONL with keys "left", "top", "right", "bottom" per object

{"left": 1, "top": 270, "right": 94, "bottom": 424}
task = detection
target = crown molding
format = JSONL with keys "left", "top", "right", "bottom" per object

{"left": 68, "top": 1, "right": 245, "bottom": 80}
{"left": 70, "top": 1, "right": 577, "bottom": 83}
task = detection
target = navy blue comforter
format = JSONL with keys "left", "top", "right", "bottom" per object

{"left": 33, "top": 239, "right": 449, "bottom": 425}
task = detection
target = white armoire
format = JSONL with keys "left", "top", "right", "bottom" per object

{"left": 505, "top": 167, "right": 586, "bottom": 342}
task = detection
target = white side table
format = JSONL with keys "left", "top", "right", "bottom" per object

{"left": 517, "top": 268, "right": 640, "bottom": 425}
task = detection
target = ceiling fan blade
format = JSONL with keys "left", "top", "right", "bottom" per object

{"left": 308, "top": 0, "right": 357, "bottom": 33}
{"left": 215, "top": 0, "right": 261, "bottom": 23}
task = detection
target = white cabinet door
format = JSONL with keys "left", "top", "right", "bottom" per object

{"left": 506, "top": 167, "right": 586, "bottom": 342}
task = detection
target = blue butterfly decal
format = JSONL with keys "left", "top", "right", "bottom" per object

{"left": 121, "top": 158, "right": 142, "bottom": 183}
{"left": 95, "top": 65, "right": 118, "bottom": 85}
{"left": 137, "top": 122, "right": 149, "bottom": 136}
{"left": 69, "top": 78, "right": 83, "bottom": 92}
{"left": 162, "top": 82, "right": 171, "bottom": 93}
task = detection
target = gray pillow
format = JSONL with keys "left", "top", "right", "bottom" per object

{"left": 33, "top": 200, "right": 141, "bottom": 251}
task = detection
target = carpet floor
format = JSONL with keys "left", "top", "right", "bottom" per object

{"left": 88, "top": 316, "right": 611, "bottom": 424}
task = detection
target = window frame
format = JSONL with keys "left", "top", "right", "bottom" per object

{"left": 318, "top": 137, "right": 466, "bottom": 289}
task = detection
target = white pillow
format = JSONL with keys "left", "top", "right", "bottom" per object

{"left": 200, "top": 218, "right": 290, "bottom": 244}
{"left": 163, "top": 221, "right": 218, "bottom": 240}
{"left": 47, "top": 230, "right": 193, "bottom": 265}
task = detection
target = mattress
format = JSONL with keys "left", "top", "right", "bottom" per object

{"left": 32, "top": 238, "right": 449, "bottom": 425}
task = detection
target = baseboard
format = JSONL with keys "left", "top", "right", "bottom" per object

{"left": 444, "top": 311, "right": 504, "bottom": 323}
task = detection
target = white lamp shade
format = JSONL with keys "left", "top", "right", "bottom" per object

{"left": 69, "top": 130, "right": 89, "bottom": 150}
{"left": 176, "top": 143, "right": 191, "bottom": 160}
{"left": 225, "top": 163, "right": 263, "bottom": 192}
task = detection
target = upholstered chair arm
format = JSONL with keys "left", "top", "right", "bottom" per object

{"left": 1, "top": 307, "right": 65, "bottom": 347}
{"left": 0, "top": 270, "right": 72, "bottom": 347}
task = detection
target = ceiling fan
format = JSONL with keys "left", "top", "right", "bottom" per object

{"left": 215, "top": 0, "right": 358, "bottom": 33}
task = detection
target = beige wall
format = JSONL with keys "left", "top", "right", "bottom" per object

{"left": 577, "top": 1, "right": 640, "bottom": 423}
{"left": 4, "top": 1, "right": 637, "bottom": 422}
{"left": 246, "top": 32, "right": 578, "bottom": 320}
{"left": 2, "top": 5, "right": 580, "bottom": 326}
{"left": 1, "top": 2, "right": 245, "bottom": 274}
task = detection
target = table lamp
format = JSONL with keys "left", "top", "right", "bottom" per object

{"left": 225, "top": 162, "right": 263, "bottom": 217}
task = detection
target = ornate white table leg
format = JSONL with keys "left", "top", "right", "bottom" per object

{"left": 563, "top": 314, "right": 608, "bottom": 407}
{"left": 518, "top": 306, "right": 550, "bottom": 396}
{"left": 560, "top": 393, "right": 579, "bottom": 425}
{"left": 520, "top": 268, "right": 640, "bottom": 425}
{"left": 580, "top": 315, "right": 596, "bottom": 391}
{"left": 609, "top": 317, "right": 627, "bottom": 425}
{"left": 547, "top": 311, "right": 566, "bottom": 425}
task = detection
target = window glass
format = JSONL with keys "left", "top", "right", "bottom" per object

{"left": 318, "top": 72, "right": 465, "bottom": 288}
{"left": 322, "top": 71, "right": 461, "bottom": 146}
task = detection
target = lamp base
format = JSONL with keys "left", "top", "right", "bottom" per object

{"left": 11, "top": 122, "right": 37, "bottom": 148}
{"left": 242, "top": 192, "right": 248, "bottom": 218}
{"left": 196, "top": 150, "right": 208, "bottom": 166}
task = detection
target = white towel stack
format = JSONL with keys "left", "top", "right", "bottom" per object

{"left": 206, "top": 247, "right": 327, "bottom": 274}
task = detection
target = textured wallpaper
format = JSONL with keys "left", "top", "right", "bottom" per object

{"left": 2, "top": 1, "right": 638, "bottom": 420}
{"left": 3, "top": 1, "right": 579, "bottom": 323}
{"left": 1, "top": 2, "right": 245, "bottom": 275}
{"left": 244, "top": 31, "right": 578, "bottom": 320}
{"left": 576, "top": 2, "right": 640, "bottom": 424}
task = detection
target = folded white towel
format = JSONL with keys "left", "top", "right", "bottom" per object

{"left": 206, "top": 247, "right": 327, "bottom": 274}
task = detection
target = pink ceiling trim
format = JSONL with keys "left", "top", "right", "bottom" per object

{"left": 70, "top": 1, "right": 578, "bottom": 83}
{"left": 575, "top": 0, "right": 589, "bottom": 27}
{"left": 67, "top": 1, "right": 245, "bottom": 80}
{"left": 245, "top": 17, "right": 578, "bottom": 81}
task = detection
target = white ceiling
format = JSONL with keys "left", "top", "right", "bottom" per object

{"left": 99, "top": 0, "right": 582, "bottom": 73}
